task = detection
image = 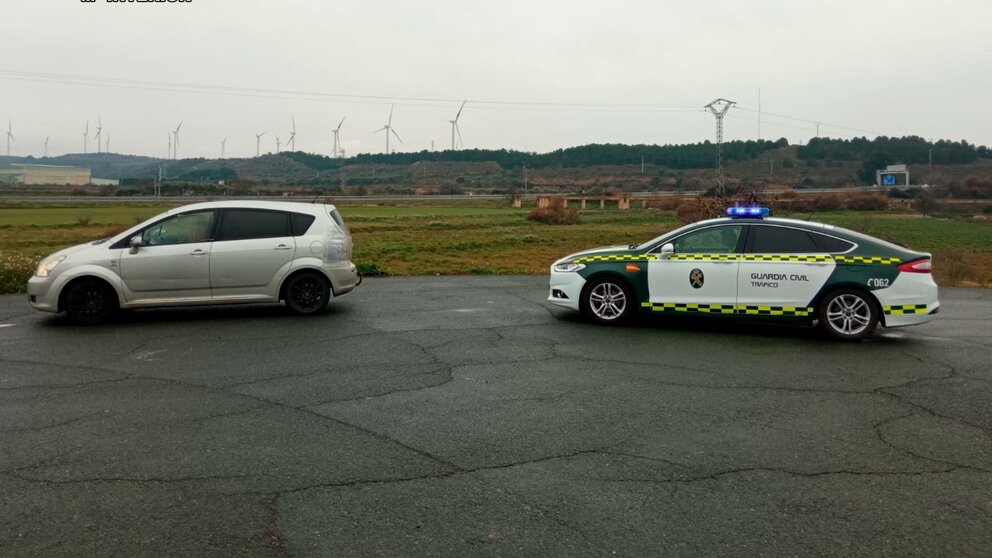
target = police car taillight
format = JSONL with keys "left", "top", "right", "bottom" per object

{"left": 897, "top": 259, "right": 932, "bottom": 273}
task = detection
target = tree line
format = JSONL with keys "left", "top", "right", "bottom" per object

{"left": 344, "top": 139, "right": 790, "bottom": 169}
{"left": 798, "top": 136, "right": 991, "bottom": 165}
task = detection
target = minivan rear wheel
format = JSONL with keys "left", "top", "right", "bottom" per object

{"left": 284, "top": 272, "right": 330, "bottom": 315}
{"left": 64, "top": 279, "right": 118, "bottom": 324}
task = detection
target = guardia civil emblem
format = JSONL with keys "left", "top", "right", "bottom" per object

{"left": 689, "top": 268, "right": 705, "bottom": 289}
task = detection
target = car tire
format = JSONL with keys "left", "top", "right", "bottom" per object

{"left": 284, "top": 272, "right": 330, "bottom": 315}
{"left": 818, "top": 288, "right": 879, "bottom": 341}
{"left": 580, "top": 276, "right": 635, "bottom": 325}
{"left": 63, "top": 279, "right": 118, "bottom": 325}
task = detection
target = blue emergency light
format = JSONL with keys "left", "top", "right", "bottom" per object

{"left": 726, "top": 206, "right": 770, "bottom": 218}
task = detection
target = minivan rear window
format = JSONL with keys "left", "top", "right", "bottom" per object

{"left": 328, "top": 208, "right": 349, "bottom": 233}
{"left": 218, "top": 209, "right": 290, "bottom": 240}
{"left": 290, "top": 213, "right": 316, "bottom": 236}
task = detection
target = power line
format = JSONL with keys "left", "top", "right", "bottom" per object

{"left": 0, "top": 69, "right": 701, "bottom": 112}
{"left": 735, "top": 105, "right": 882, "bottom": 136}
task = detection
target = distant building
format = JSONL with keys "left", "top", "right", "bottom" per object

{"left": 0, "top": 164, "right": 92, "bottom": 186}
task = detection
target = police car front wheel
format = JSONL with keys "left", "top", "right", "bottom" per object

{"left": 581, "top": 277, "right": 635, "bottom": 325}
{"left": 819, "top": 289, "right": 879, "bottom": 341}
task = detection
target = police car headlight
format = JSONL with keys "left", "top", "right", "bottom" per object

{"left": 35, "top": 255, "right": 67, "bottom": 278}
{"left": 553, "top": 263, "right": 585, "bottom": 273}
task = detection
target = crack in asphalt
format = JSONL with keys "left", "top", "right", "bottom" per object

{"left": 2, "top": 472, "right": 250, "bottom": 485}
{"left": 299, "top": 366, "right": 456, "bottom": 407}
{"left": 870, "top": 412, "right": 992, "bottom": 473}
{"left": 0, "top": 412, "right": 101, "bottom": 433}
{"left": 591, "top": 465, "right": 976, "bottom": 486}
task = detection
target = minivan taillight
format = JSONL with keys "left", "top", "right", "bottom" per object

{"left": 897, "top": 259, "right": 932, "bottom": 273}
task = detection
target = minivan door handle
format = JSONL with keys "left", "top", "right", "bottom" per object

{"left": 189, "top": 249, "right": 208, "bottom": 256}
{"left": 274, "top": 244, "right": 292, "bottom": 251}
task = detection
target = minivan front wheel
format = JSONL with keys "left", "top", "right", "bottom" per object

{"left": 63, "top": 279, "right": 118, "bottom": 324}
{"left": 284, "top": 272, "right": 330, "bottom": 315}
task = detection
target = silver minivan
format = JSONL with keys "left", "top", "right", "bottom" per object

{"left": 28, "top": 201, "right": 360, "bottom": 323}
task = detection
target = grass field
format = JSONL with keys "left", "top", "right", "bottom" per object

{"left": 2, "top": 202, "right": 991, "bottom": 294}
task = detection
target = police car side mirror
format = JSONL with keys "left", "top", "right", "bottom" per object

{"left": 660, "top": 243, "right": 674, "bottom": 259}
{"left": 129, "top": 235, "right": 143, "bottom": 254}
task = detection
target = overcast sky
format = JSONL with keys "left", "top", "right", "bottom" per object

{"left": 2, "top": 0, "right": 991, "bottom": 159}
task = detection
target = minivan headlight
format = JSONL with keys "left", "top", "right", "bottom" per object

{"left": 35, "top": 255, "right": 66, "bottom": 278}
{"left": 553, "top": 263, "right": 585, "bottom": 273}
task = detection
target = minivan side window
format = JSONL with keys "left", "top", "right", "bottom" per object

{"left": 748, "top": 225, "right": 819, "bottom": 253}
{"left": 217, "top": 209, "right": 290, "bottom": 241}
{"left": 141, "top": 210, "right": 215, "bottom": 246}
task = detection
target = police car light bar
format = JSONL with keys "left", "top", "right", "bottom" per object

{"left": 726, "top": 206, "right": 770, "bottom": 218}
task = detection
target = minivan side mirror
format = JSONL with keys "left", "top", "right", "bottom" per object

{"left": 660, "top": 243, "right": 674, "bottom": 259}
{"left": 129, "top": 235, "right": 143, "bottom": 254}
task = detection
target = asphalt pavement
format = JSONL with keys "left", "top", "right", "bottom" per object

{"left": 1, "top": 277, "right": 990, "bottom": 556}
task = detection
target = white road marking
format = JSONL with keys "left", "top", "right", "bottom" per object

{"left": 0, "top": 324, "right": 15, "bottom": 329}
{"left": 135, "top": 350, "right": 167, "bottom": 361}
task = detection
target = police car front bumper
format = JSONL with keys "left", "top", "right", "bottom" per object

{"left": 548, "top": 270, "right": 585, "bottom": 311}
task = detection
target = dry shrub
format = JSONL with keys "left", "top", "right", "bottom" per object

{"left": 783, "top": 198, "right": 815, "bottom": 213}
{"left": 845, "top": 193, "right": 890, "bottom": 211}
{"left": 527, "top": 202, "right": 579, "bottom": 225}
{"left": 813, "top": 195, "right": 844, "bottom": 212}
{"left": 934, "top": 250, "right": 973, "bottom": 286}
{"left": 675, "top": 198, "right": 725, "bottom": 224}
{"left": 644, "top": 196, "right": 682, "bottom": 211}
{"left": 102, "top": 224, "right": 132, "bottom": 238}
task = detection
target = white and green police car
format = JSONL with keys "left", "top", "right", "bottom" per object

{"left": 548, "top": 207, "right": 939, "bottom": 340}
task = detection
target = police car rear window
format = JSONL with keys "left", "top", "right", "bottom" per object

{"left": 810, "top": 233, "right": 855, "bottom": 253}
{"left": 748, "top": 225, "right": 819, "bottom": 253}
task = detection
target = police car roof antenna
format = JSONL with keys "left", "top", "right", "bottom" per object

{"left": 704, "top": 98, "right": 736, "bottom": 198}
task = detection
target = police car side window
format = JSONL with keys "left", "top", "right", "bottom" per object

{"left": 810, "top": 232, "right": 855, "bottom": 253}
{"left": 673, "top": 225, "right": 743, "bottom": 253}
{"left": 748, "top": 226, "right": 819, "bottom": 253}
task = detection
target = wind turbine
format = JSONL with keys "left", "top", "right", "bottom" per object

{"left": 221, "top": 138, "right": 227, "bottom": 158}
{"left": 43, "top": 136, "right": 49, "bottom": 158}
{"left": 83, "top": 121, "right": 89, "bottom": 154}
{"left": 171, "top": 121, "right": 183, "bottom": 160}
{"left": 275, "top": 135, "right": 281, "bottom": 153}
{"left": 94, "top": 114, "right": 103, "bottom": 154}
{"left": 255, "top": 132, "right": 266, "bottom": 157}
{"left": 5, "top": 119, "right": 12, "bottom": 157}
{"left": 105, "top": 134, "right": 110, "bottom": 153}
{"left": 332, "top": 117, "right": 346, "bottom": 158}
{"left": 167, "top": 133, "right": 172, "bottom": 159}
{"left": 449, "top": 100, "right": 466, "bottom": 150}
{"left": 287, "top": 115, "right": 296, "bottom": 152}
{"left": 373, "top": 105, "right": 402, "bottom": 154}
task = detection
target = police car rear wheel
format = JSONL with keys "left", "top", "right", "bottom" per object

{"left": 819, "top": 289, "right": 878, "bottom": 341}
{"left": 582, "top": 277, "right": 634, "bottom": 324}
